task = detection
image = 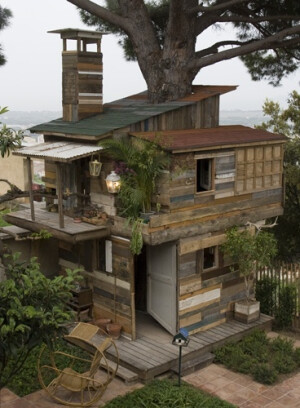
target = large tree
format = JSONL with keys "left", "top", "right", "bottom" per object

{"left": 66, "top": 0, "right": 300, "bottom": 103}
{"left": 0, "top": 5, "right": 12, "bottom": 66}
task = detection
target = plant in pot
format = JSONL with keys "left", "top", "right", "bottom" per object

{"left": 99, "top": 136, "right": 169, "bottom": 254}
{"left": 221, "top": 226, "right": 277, "bottom": 323}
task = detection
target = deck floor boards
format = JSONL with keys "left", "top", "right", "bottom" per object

{"left": 98, "top": 314, "right": 273, "bottom": 382}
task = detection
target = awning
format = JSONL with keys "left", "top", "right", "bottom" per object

{"left": 13, "top": 141, "right": 103, "bottom": 163}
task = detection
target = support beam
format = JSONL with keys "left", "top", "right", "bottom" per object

{"left": 56, "top": 162, "right": 65, "bottom": 229}
{"left": 27, "top": 157, "right": 35, "bottom": 221}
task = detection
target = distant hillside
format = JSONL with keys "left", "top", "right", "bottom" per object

{"left": 2, "top": 110, "right": 268, "bottom": 129}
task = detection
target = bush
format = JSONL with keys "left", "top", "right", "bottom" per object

{"left": 274, "top": 285, "right": 297, "bottom": 329}
{"left": 255, "top": 276, "right": 277, "bottom": 315}
{"left": 252, "top": 363, "right": 278, "bottom": 384}
{"left": 104, "top": 379, "right": 235, "bottom": 408}
{"left": 273, "top": 352, "right": 297, "bottom": 374}
{"left": 214, "top": 329, "right": 299, "bottom": 385}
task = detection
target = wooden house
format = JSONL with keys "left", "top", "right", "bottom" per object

{"left": 2, "top": 29, "right": 286, "bottom": 340}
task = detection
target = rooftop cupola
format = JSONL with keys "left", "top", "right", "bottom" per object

{"left": 49, "top": 28, "right": 104, "bottom": 122}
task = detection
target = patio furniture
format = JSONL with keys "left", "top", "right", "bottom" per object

{"left": 37, "top": 322, "right": 119, "bottom": 407}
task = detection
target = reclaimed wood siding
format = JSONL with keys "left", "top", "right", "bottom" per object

{"left": 129, "top": 96, "right": 220, "bottom": 133}
{"left": 91, "top": 237, "right": 135, "bottom": 338}
{"left": 178, "top": 233, "right": 246, "bottom": 334}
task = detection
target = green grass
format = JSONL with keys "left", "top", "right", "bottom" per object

{"left": 104, "top": 379, "right": 235, "bottom": 408}
{"left": 214, "top": 329, "right": 300, "bottom": 384}
{"left": 4, "top": 338, "right": 91, "bottom": 397}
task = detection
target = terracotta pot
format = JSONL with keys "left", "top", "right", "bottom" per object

{"left": 106, "top": 323, "right": 122, "bottom": 339}
{"left": 93, "top": 318, "right": 112, "bottom": 332}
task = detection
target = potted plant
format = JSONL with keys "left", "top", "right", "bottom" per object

{"left": 221, "top": 226, "right": 277, "bottom": 323}
{"left": 99, "top": 136, "right": 169, "bottom": 253}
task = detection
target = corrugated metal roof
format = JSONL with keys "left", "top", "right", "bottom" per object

{"left": 13, "top": 141, "right": 103, "bottom": 162}
{"left": 29, "top": 85, "right": 237, "bottom": 138}
{"left": 130, "top": 125, "right": 287, "bottom": 152}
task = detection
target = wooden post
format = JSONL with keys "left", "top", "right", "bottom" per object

{"left": 27, "top": 157, "right": 35, "bottom": 221}
{"left": 56, "top": 162, "right": 64, "bottom": 229}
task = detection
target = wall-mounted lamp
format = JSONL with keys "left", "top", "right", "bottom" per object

{"left": 105, "top": 171, "right": 121, "bottom": 194}
{"left": 89, "top": 155, "right": 102, "bottom": 177}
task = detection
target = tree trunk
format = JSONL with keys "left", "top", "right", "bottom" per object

{"left": 132, "top": 0, "right": 199, "bottom": 103}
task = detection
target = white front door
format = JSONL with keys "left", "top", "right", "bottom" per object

{"left": 147, "top": 242, "right": 177, "bottom": 335}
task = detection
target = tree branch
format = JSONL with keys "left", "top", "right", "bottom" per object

{"left": 66, "top": 0, "right": 132, "bottom": 32}
{"left": 189, "top": 0, "right": 248, "bottom": 14}
{"left": 190, "top": 25, "right": 300, "bottom": 70}
{"left": 216, "top": 15, "right": 300, "bottom": 23}
{"left": 195, "top": 40, "right": 246, "bottom": 58}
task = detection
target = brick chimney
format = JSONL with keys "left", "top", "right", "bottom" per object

{"left": 49, "top": 29, "right": 104, "bottom": 122}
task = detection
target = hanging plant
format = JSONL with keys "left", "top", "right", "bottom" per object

{"left": 130, "top": 218, "right": 143, "bottom": 255}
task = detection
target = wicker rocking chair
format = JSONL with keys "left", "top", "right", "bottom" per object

{"left": 37, "top": 323, "right": 119, "bottom": 407}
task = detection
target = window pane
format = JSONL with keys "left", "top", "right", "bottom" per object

{"left": 203, "top": 246, "right": 216, "bottom": 270}
{"left": 197, "top": 158, "right": 212, "bottom": 192}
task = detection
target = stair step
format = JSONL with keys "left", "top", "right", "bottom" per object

{"left": 172, "top": 352, "right": 215, "bottom": 376}
{"left": 100, "top": 359, "right": 139, "bottom": 384}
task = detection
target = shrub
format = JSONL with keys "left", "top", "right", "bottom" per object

{"left": 255, "top": 276, "right": 277, "bottom": 315}
{"left": 273, "top": 352, "right": 297, "bottom": 374}
{"left": 271, "top": 336, "right": 295, "bottom": 354}
{"left": 274, "top": 285, "right": 297, "bottom": 329}
{"left": 104, "top": 379, "right": 235, "bottom": 408}
{"left": 252, "top": 363, "right": 278, "bottom": 384}
{"left": 294, "top": 347, "right": 300, "bottom": 367}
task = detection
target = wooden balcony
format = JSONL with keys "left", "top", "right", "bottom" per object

{"left": 3, "top": 207, "right": 110, "bottom": 244}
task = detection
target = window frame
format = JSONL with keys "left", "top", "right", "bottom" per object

{"left": 195, "top": 156, "right": 215, "bottom": 194}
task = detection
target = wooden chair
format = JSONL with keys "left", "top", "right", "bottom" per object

{"left": 37, "top": 323, "right": 119, "bottom": 407}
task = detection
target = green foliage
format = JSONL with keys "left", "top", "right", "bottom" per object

{"left": 130, "top": 218, "right": 143, "bottom": 255}
{"left": 4, "top": 338, "right": 90, "bottom": 396}
{"left": 255, "top": 277, "right": 277, "bottom": 315}
{"left": 274, "top": 284, "right": 297, "bottom": 329}
{"left": 222, "top": 227, "right": 277, "bottom": 299}
{"left": 0, "top": 5, "right": 12, "bottom": 66}
{"left": 0, "top": 107, "right": 24, "bottom": 157}
{"left": 30, "top": 229, "right": 52, "bottom": 240}
{"left": 257, "top": 91, "right": 300, "bottom": 261}
{"left": 100, "top": 136, "right": 169, "bottom": 217}
{"left": 252, "top": 363, "right": 278, "bottom": 384}
{"left": 104, "top": 379, "right": 235, "bottom": 408}
{"left": 215, "top": 329, "right": 300, "bottom": 385}
{"left": 0, "top": 208, "right": 11, "bottom": 227}
{"left": 0, "top": 253, "right": 81, "bottom": 388}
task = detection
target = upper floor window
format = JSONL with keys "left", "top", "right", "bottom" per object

{"left": 196, "top": 158, "right": 213, "bottom": 192}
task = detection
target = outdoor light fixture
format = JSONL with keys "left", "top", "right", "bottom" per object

{"left": 172, "top": 328, "right": 189, "bottom": 386}
{"left": 105, "top": 171, "right": 121, "bottom": 194}
{"left": 89, "top": 156, "right": 102, "bottom": 177}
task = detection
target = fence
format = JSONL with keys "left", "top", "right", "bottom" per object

{"left": 256, "top": 263, "right": 300, "bottom": 329}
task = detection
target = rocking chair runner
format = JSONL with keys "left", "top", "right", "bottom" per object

{"left": 37, "top": 323, "right": 119, "bottom": 407}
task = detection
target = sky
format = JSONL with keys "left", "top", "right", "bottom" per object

{"left": 0, "top": 0, "right": 299, "bottom": 112}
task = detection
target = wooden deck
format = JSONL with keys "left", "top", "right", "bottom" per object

{"left": 91, "top": 314, "right": 273, "bottom": 382}
{"left": 3, "top": 207, "right": 110, "bottom": 244}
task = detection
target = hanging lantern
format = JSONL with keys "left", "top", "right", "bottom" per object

{"left": 89, "top": 155, "right": 102, "bottom": 177}
{"left": 106, "top": 171, "right": 121, "bottom": 193}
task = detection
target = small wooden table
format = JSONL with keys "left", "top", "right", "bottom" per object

{"left": 68, "top": 287, "right": 93, "bottom": 320}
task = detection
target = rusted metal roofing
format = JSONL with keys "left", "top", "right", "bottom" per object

{"left": 13, "top": 141, "right": 103, "bottom": 162}
{"left": 130, "top": 125, "right": 287, "bottom": 153}
{"left": 29, "top": 85, "right": 236, "bottom": 138}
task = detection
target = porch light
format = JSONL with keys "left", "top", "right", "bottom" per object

{"left": 105, "top": 171, "right": 121, "bottom": 193}
{"left": 172, "top": 329, "right": 189, "bottom": 387}
{"left": 89, "top": 156, "right": 102, "bottom": 177}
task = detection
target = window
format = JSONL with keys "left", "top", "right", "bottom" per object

{"left": 197, "top": 246, "right": 219, "bottom": 274}
{"left": 197, "top": 158, "right": 213, "bottom": 192}
{"left": 203, "top": 246, "right": 218, "bottom": 270}
{"left": 97, "top": 239, "right": 112, "bottom": 273}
